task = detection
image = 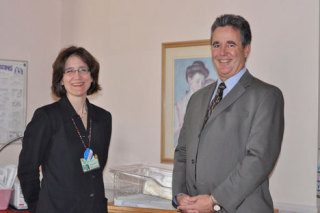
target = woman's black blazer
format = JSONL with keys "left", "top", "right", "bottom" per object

{"left": 18, "top": 96, "right": 112, "bottom": 213}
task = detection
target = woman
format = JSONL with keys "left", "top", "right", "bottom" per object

{"left": 18, "top": 46, "right": 112, "bottom": 213}
{"left": 174, "top": 61, "right": 210, "bottom": 147}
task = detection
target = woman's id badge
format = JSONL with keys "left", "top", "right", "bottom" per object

{"left": 80, "top": 154, "right": 100, "bottom": 173}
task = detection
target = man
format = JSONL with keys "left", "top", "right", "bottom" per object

{"left": 172, "top": 14, "right": 284, "bottom": 213}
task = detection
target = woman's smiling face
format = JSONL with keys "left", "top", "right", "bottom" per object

{"left": 61, "top": 55, "right": 92, "bottom": 99}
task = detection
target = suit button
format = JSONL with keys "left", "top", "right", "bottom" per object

{"left": 89, "top": 193, "right": 95, "bottom": 197}
{"left": 191, "top": 159, "right": 195, "bottom": 164}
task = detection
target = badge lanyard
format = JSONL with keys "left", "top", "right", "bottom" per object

{"left": 72, "top": 117, "right": 100, "bottom": 173}
{"left": 71, "top": 118, "right": 93, "bottom": 160}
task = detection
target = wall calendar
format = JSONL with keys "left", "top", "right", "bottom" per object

{"left": 0, "top": 59, "right": 27, "bottom": 143}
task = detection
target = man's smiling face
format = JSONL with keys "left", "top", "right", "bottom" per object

{"left": 211, "top": 26, "right": 251, "bottom": 81}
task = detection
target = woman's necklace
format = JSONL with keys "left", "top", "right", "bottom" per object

{"left": 80, "top": 104, "right": 87, "bottom": 117}
{"left": 79, "top": 103, "right": 88, "bottom": 128}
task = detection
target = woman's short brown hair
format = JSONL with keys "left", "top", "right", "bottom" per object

{"left": 51, "top": 46, "right": 101, "bottom": 97}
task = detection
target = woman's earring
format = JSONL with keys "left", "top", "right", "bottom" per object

{"left": 59, "top": 82, "right": 64, "bottom": 90}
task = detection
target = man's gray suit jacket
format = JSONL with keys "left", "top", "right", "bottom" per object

{"left": 172, "top": 71, "right": 284, "bottom": 213}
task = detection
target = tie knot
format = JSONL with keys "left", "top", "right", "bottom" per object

{"left": 218, "top": 82, "right": 226, "bottom": 90}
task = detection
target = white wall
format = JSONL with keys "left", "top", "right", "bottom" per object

{"left": 0, "top": 0, "right": 61, "bottom": 164}
{"left": 0, "top": 0, "right": 319, "bottom": 212}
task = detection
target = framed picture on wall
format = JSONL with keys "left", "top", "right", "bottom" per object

{"left": 161, "top": 39, "right": 217, "bottom": 163}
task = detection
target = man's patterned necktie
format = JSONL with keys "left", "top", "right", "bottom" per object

{"left": 202, "top": 82, "right": 226, "bottom": 128}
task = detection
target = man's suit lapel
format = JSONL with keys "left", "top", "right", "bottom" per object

{"left": 204, "top": 71, "right": 254, "bottom": 128}
{"left": 197, "top": 82, "right": 217, "bottom": 132}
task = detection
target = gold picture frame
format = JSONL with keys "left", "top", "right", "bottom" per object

{"left": 161, "top": 39, "right": 217, "bottom": 163}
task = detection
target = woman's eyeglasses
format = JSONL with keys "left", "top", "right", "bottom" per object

{"left": 64, "top": 67, "right": 90, "bottom": 76}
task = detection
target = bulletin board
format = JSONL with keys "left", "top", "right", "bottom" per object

{"left": 0, "top": 59, "right": 27, "bottom": 143}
